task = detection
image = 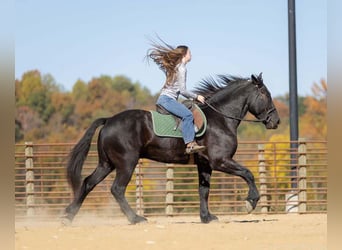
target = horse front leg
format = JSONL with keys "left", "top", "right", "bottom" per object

{"left": 196, "top": 156, "right": 218, "bottom": 223}
{"left": 214, "top": 158, "right": 260, "bottom": 213}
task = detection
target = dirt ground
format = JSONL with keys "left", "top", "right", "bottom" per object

{"left": 15, "top": 213, "right": 326, "bottom": 250}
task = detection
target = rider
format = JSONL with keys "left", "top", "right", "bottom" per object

{"left": 147, "top": 41, "right": 206, "bottom": 154}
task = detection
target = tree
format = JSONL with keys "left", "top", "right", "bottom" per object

{"left": 15, "top": 119, "right": 24, "bottom": 141}
{"left": 265, "top": 134, "right": 291, "bottom": 189}
{"left": 111, "top": 75, "right": 135, "bottom": 93}
{"left": 50, "top": 92, "right": 74, "bottom": 124}
{"left": 16, "top": 106, "right": 45, "bottom": 141}
{"left": 300, "top": 79, "right": 327, "bottom": 139}
{"left": 16, "top": 70, "right": 58, "bottom": 122}
{"left": 72, "top": 79, "right": 88, "bottom": 101}
{"left": 15, "top": 69, "right": 326, "bottom": 144}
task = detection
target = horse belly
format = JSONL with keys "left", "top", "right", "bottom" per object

{"left": 142, "top": 142, "right": 191, "bottom": 164}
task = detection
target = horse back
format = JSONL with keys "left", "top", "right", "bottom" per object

{"left": 98, "top": 109, "right": 153, "bottom": 149}
{"left": 99, "top": 109, "right": 190, "bottom": 163}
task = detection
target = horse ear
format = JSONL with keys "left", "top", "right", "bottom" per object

{"left": 251, "top": 74, "right": 258, "bottom": 83}
{"left": 251, "top": 73, "right": 263, "bottom": 87}
{"left": 258, "top": 72, "right": 263, "bottom": 82}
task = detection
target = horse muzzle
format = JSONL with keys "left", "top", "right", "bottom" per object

{"left": 264, "top": 116, "right": 280, "bottom": 129}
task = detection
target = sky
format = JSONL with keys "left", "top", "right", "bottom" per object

{"left": 15, "top": 0, "right": 327, "bottom": 97}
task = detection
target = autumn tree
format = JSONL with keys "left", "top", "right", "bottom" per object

{"left": 16, "top": 70, "right": 60, "bottom": 141}
{"left": 16, "top": 70, "right": 59, "bottom": 122}
{"left": 72, "top": 79, "right": 88, "bottom": 101}
{"left": 299, "top": 79, "right": 327, "bottom": 139}
{"left": 15, "top": 70, "right": 157, "bottom": 143}
{"left": 237, "top": 97, "right": 290, "bottom": 140}
{"left": 16, "top": 69, "right": 326, "bottom": 144}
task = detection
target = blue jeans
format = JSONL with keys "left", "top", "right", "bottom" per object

{"left": 156, "top": 95, "right": 194, "bottom": 144}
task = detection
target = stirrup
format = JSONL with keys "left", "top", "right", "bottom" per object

{"left": 185, "top": 142, "right": 206, "bottom": 154}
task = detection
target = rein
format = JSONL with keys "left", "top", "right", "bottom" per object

{"left": 203, "top": 100, "right": 273, "bottom": 123}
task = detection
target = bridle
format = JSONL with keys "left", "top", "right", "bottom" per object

{"left": 202, "top": 84, "right": 276, "bottom": 123}
{"left": 203, "top": 101, "right": 273, "bottom": 123}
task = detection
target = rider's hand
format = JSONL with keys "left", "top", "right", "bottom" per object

{"left": 196, "top": 95, "right": 205, "bottom": 104}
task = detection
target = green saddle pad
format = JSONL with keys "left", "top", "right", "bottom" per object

{"left": 150, "top": 105, "right": 207, "bottom": 138}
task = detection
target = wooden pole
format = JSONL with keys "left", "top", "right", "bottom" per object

{"left": 135, "top": 160, "right": 144, "bottom": 216}
{"left": 298, "top": 138, "right": 307, "bottom": 213}
{"left": 25, "top": 142, "right": 35, "bottom": 216}
{"left": 165, "top": 164, "right": 174, "bottom": 216}
{"left": 258, "top": 144, "right": 268, "bottom": 213}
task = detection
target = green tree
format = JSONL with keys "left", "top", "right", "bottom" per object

{"left": 111, "top": 75, "right": 135, "bottom": 93}
{"left": 72, "top": 79, "right": 88, "bottom": 101}
{"left": 16, "top": 70, "right": 58, "bottom": 122}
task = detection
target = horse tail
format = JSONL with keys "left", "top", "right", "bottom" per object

{"left": 66, "top": 117, "right": 107, "bottom": 196}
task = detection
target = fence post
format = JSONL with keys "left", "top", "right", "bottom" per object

{"left": 25, "top": 142, "right": 35, "bottom": 216}
{"left": 165, "top": 164, "right": 174, "bottom": 216}
{"left": 258, "top": 144, "right": 268, "bottom": 213}
{"left": 135, "top": 160, "right": 144, "bottom": 216}
{"left": 298, "top": 138, "right": 307, "bottom": 213}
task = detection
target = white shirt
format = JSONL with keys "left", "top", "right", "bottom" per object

{"left": 159, "top": 62, "right": 198, "bottom": 100}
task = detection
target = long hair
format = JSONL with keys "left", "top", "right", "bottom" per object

{"left": 146, "top": 39, "right": 188, "bottom": 87}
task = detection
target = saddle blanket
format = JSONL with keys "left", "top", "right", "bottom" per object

{"left": 150, "top": 105, "right": 207, "bottom": 138}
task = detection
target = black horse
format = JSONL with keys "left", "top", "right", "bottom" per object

{"left": 63, "top": 73, "right": 280, "bottom": 224}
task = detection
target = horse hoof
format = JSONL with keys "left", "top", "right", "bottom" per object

{"left": 245, "top": 200, "right": 254, "bottom": 213}
{"left": 61, "top": 216, "right": 72, "bottom": 226}
{"left": 130, "top": 215, "right": 148, "bottom": 224}
{"left": 201, "top": 214, "right": 219, "bottom": 223}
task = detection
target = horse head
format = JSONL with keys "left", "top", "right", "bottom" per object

{"left": 194, "top": 73, "right": 280, "bottom": 129}
{"left": 248, "top": 73, "right": 280, "bottom": 129}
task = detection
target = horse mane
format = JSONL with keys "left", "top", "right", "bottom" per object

{"left": 193, "top": 75, "right": 249, "bottom": 99}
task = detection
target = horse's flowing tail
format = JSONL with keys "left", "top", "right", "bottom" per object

{"left": 66, "top": 117, "right": 107, "bottom": 196}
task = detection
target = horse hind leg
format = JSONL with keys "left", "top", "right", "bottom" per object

{"left": 111, "top": 162, "right": 147, "bottom": 224}
{"left": 62, "top": 162, "right": 113, "bottom": 225}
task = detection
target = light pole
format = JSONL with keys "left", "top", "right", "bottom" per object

{"left": 288, "top": 0, "right": 298, "bottom": 189}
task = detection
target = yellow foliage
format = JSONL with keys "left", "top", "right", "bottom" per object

{"left": 265, "top": 134, "right": 291, "bottom": 189}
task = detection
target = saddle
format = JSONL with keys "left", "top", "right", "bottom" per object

{"left": 150, "top": 100, "right": 207, "bottom": 138}
{"left": 156, "top": 100, "right": 204, "bottom": 132}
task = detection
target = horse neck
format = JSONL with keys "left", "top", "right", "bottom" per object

{"left": 210, "top": 84, "right": 252, "bottom": 122}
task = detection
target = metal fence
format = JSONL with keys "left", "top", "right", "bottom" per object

{"left": 15, "top": 139, "right": 327, "bottom": 220}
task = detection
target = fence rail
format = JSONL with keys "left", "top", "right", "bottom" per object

{"left": 15, "top": 139, "right": 327, "bottom": 220}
